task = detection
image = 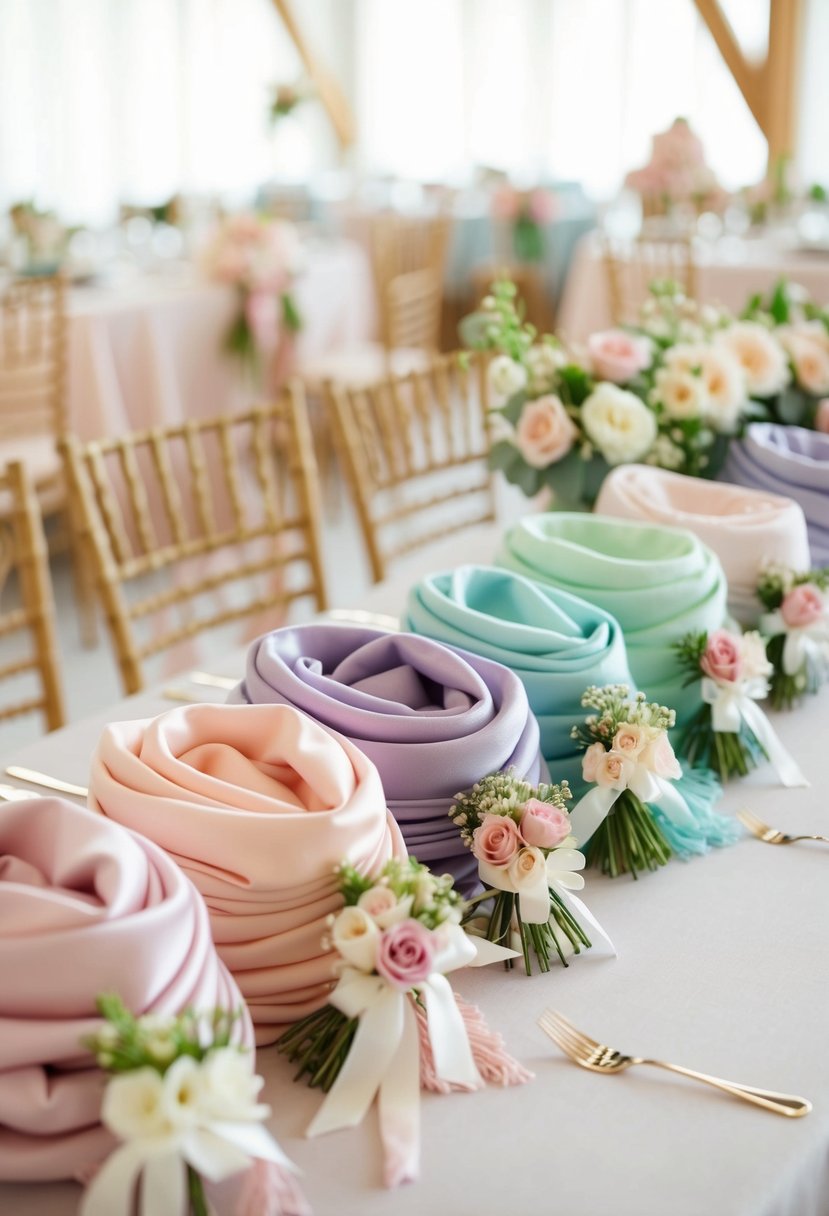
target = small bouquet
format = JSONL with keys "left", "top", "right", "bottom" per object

{"left": 491, "top": 185, "right": 557, "bottom": 263}
{"left": 80, "top": 995, "right": 306, "bottom": 1216}
{"left": 675, "top": 628, "right": 808, "bottom": 787}
{"left": 741, "top": 278, "right": 829, "bottom": 427}
{"left": 568, "top": 685, "right": 690, "bottom": 878}
{"left": 277, "top": 858, "right": 526, "bottom": 1188}
{"left": 450, "top": 770, "right": 614, "bottom": 972}
{"left": 201, "top": 211, "right": 303, "bottom": 366}
{"left": 757, "top": 563, "right": 829, "bottom": 708}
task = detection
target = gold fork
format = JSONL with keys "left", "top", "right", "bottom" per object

{"left": 538, "top": 1009, "right": 811, "bottom": 1117}
{"left": 737, "top": 808, "right": 829, "bottom": 847}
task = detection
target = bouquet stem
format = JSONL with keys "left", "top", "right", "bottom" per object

{"left": 584, "top": 790, "right": 672, "bottom": 879}
{"left": 679, "top": 705, "right": 766, "bottom": 782}
{"left": 468, "top": 887, "right": 592, "bottom": 973}
{"left": 276, "top": 1004, "right": 358, "bottom": 1091}
{"left": 188, "top": 1166, "right": 209, "bottom": 1216}
{"left": 766, "top": 634, "right": 811, "bottom": 710}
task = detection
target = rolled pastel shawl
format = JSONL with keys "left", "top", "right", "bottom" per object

{"left": 496, "top": 513, "right": 727, "bottom": 721}
{"left": 89, "top": 702, "right": 405, "bottom": 1044}
{"left": 0, "top": 797, "right": 249, "bottom": 1182}
{"left": 720, "top": 424, "right": 829, "bottom": 563}
{"left": 404, "top": 565, "right": 632, "bottom": 796}
{"left": 230, "top": 624, "right": 546, "bottom": 894}
{"left": 595, "top": 464, "right": 811, "bottom": 624}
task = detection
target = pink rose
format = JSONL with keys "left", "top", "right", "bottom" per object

{"left": 582, "top": 741, "right": 606, "bottom": 783}
{"left": 519, "top": 798, "right": 571, "bottom": 849}
{"left": 587, "top": 330, "right": 652, "bottom": 383}
{"left": 781, "top": 583, "right": 825, "bottom": 628}
{"left": 375, "top": 919, "right": 435, "bottom": 989}
{"left": 515, "top": 395, "right": 576, "bottom": 468}
{"left": 700, "top": 629, "right": 743, "bottom": 684}
{"left": 471, "top": 813, "right": 522, "bottom": 867}
{"left": 816, "top": 399, "right": 829, "bottom": 434}
{"left": 639, "top": 732, "right": 682, "bottom": 781}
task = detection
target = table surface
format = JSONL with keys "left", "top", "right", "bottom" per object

{"left": 1, "top": 626, "right": 827, "bottom": 1216}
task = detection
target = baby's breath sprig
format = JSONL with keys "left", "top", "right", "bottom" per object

{"left": 450, "top": 767, "right": 571, "bottom": 846}
{"left": 570, "top": 685, "right": 675, "bottom": 751}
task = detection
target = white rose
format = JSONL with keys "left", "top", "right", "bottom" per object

{"left": 101, "top": 1068, "right": 171, "bottom": 1141}
{"left": 488, "top": 354, "right": 528, "bottom": 402}
{"left": 739, "top": 630, "right": 773, "bottom": 681}
{"left": 357, "top": 886, "right": 412, "bottom": 929}
{"left": 666, "top": 343, "right": 746, "bottom": 431}
{"left": 331, "top": 905, "right": 380, "bottom": 972}
{"left": 197, "top": 1048, "right": 269, "bottom": 1122}
{"left": 654, "top": 367, "right": 706, "bottom": 420}
{"left": 779, "top": 327, "right": 829, "bottom": 396}
{"left": 715, "top": 322, "right": 790, "bottom": 397}
{"left": 581, "top": 383, "right": 657, "bottom": 465}
{"left": 525, "top": 342, "right": 565, "bottom": 390}
{"left": 161, "top": 1055, "right": 202, "bottom": 1129}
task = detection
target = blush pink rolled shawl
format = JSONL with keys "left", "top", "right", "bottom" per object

{"left": 88, "top": 702, "right": 406, "bottom": 1044}
{"left": 0, "top": 796, "right": 250, "bottom": 1182}
{"left": 595, "top": 464, "right": 811, "bottom": 624}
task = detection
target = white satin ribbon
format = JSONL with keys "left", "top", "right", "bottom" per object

{"left": 701, "top": 676, "right": 809, "bottom": 788}
{"left": 569, "top": 766, "right": 697, "bottom": 847}
{"left": 760, "top": 610, "right": 829, "bottom": 676}
{"left": 80, "top": 1120, "right": 296, "bottom": 1216}
{"left": 306, "top": 927, "right": 483, "bottom": 1187}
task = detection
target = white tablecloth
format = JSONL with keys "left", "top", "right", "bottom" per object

{"left": 559, "top": 231, "right": 829, "bottom": 339}
{"left": 1, "top": 635, "right": 827, "bottom": 1216}
{"left": 67, "top": 239, "right": 376, "bottom": 439}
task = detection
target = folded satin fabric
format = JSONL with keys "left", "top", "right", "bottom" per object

{"left": 720, "top": 423, "right": 829, "bottom": 563}
{"left": 230, "top": 624, "right": 546, "bottom": 895}
{"left": 404, "top": 565, "right": 632, "bottom": 797}
{"left": 595, "top": 464, "right": 811, "bottom": 624}
{"left": 89, "top": 702, "right": 406, "bottom": 1044}
{"left": 0, "top": 796, "right": 250, "bottom": 1182}
{"left": 496, "top": 513, "right": 727, "bottom": 722}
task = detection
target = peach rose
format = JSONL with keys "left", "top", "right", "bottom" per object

{"left": 471, "top": 813, "right": 522, "bottom": 867}
{"left": 639, "top": 732, "right": 682, "bottom": 781}
{"left": 594, "top": 750, "right": 633, "bottom": 790}
{"left": 700, "top": 629, "right": 742, "bottom": 684}
{"left": 587, "top": 330, "right": 653, "bottom": 383}
{"left": 519, "top": 798, "right": 572, "bottom": 849}
{"left": 782, "top": 332, "right": 829, "bottom": 396}
{"left": 506, "top": 846, "right": 547, "bottom": 892}
{"left": 515, "top": 395, "right": 577, "bottom": 468}
{"left": 781, "top": 583, "right": 825, "bottom": 628}
{"left": 815, "top": 398, "right": 829, "bottom": 434}
{"left": 612, "top": 724, "right": 650, "bottom": 758}
{"left": 582, "top": 741, "right": 606, "bottom": 784}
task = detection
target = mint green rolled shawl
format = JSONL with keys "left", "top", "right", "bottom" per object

{"left": 404, "top": 564, "right": 633, "bottom": 797}
{"left": 496, "top": 513, "right": 728, "bottom": 723}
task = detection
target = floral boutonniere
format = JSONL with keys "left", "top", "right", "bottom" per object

{"left": 757, "top": 563, "right": 829, "bottom": 708}
{"left": 675, "top": 629, "right": 808, "bottom": 787}
{"left": 277, "top": 858, "right": 527, "bottom": 1189}
{"left": 80, "top": 996, "right": 305, "bottom": 1216}
{"left": 450, "top": 770, "right": 614, "bottom": 972}
{"left": 567, "top": 685, "right": 698, "bottom": 879}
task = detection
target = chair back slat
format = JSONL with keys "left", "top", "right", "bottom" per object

{"left": 602, "top": 233, "right": 698, "bottom": 326}
{"left": 0, "top": 276, "right": 66, "bottom": 443}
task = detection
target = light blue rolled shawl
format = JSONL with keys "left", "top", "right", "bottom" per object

{"left": 404, "top": 564, "right": 632, "bottom": 797}
{"left": 495, "top": 513, "right": 728, "bottom": 724}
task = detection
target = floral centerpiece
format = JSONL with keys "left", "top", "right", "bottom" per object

{"left": 462, "top": 278, "right": 764, "bottom": 507}
{"left": 277, "top": 857, "right": 526, "bottom": 1188}
{"left": 756, "top": 563, "right": 829, "bottom": 708}
{"left": 674, "top": 628, "right": 808, "bottom": 787}
{"left": 450, "top": 770, "right": 613, "bottom": 972}
{"left": 201, "top": 211, "right": 303, "bottom": 366}
{"left": 80, "top": 995, "right": 306, "bottom": 1216}
{"left": 624, "top": 117, "right": 729, "bottom": 217}
{"left": 741, "top": 279, "right": 829, "bottom": 428}
{"left": 491, "top": 185, "right": 558, "bottom": 263}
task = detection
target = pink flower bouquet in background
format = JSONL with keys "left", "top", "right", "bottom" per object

{"left": 624, "top": 117, "right": 730, "bottom": 216}
{"left": 675, "top": 628, "right": 808, "bottom": 786}
{"left": 757, "top": 562, "right": 829, "bottom": 708}
{"left": 491, "top": 185, "right": 558, "bottom": 263}
{"left": 277, "top": 858, "right": 524, "bottom": 1189}
{"left": 202, "top": 211, "right": 303, "bottom": 365}
{"left": 451, "top": 769, "right": 614, "bottom": 973}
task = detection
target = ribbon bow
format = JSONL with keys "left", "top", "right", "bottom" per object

{"left": 306, "top": 925, "right": 484, "bottom": 1188}
{"left": 568, "top": 761, "right": 697, "bottom": 850}
{"left": 760, "top": 609, "right": 829, "bottom": 678}
{"left": 700, "top": 676, "right": 808, "bottom": 788}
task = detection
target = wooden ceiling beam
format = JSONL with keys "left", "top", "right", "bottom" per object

{"left": 269, "top": 0, "right": 356, "bottom": 151}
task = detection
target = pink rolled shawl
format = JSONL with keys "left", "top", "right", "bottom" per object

{"left": 0, "top": 796, "right": 249, "bottom": 1182}
{"left": 89, "top": 702, "right": 406, "bottom": 1044}
{"left": 595, "top": 464, "right": 811, "bottom": 623}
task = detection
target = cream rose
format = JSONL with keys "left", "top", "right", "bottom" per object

{"left": 357, "top": 885, "right": 412, "bottom": 929}
{"left": 781, "top": 330, "right": 829, "bottom": 396}
{"left": 488, "top": 354, "right": 528, "bottom": 401}
{"left": 331, "top": 905, "right": 380, "bottom": 972}
{"left": 667, "top": 343, "right": 748, "bottom": 431}
{"left": 654, "top": 367, "right": 706, "bottom": 420}
{"left": 581, "top": 383, "right": 657, "bottom": 465}
{"left": 739, "top": 630, "right": 773, "bottom": 681}
{"left": 715, "top": 323, "right": 790, "bottom": 397}
{"left": 594, "top": 749, "right": 633, "bottom": 789}
{"left": 101, "top": 1067, "right": 171, "bottom": 1140}
{"left": 612, "top": 723, "right": 651, "bottom": 759}
{"left": 505, "top": 846, "right": 547, "bottom": 892}
{"left": 638, "top": 732, "right": 682, "bottom": 781}
{"left": 515, "top": 395, "right": 577, "bottom": 468}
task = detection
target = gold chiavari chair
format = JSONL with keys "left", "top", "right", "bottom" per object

{"left": 60, "top": 386, "right": 327, "bottom": 695}
{"left": 602, "top": 233, "right": 698, "bottom": 326}
{"left": 0, "top": 460, "right": 65, "bottom": 733}
{"left": 325, "top": 351, "right": 495, "bottom": 583}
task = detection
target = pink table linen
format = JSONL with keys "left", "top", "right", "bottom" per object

{"left": 0, "top": 796, "right": 249, "bottom": 1182}
{"left": 594, "top": 465, "right": 811, "bottom": 623}
{"left": 88, "top": 702, "right": 406, "bottom": 1044}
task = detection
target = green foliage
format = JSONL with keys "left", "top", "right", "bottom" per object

{"left": 84, "top": 994, "right": 240, "bottom": 1075}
